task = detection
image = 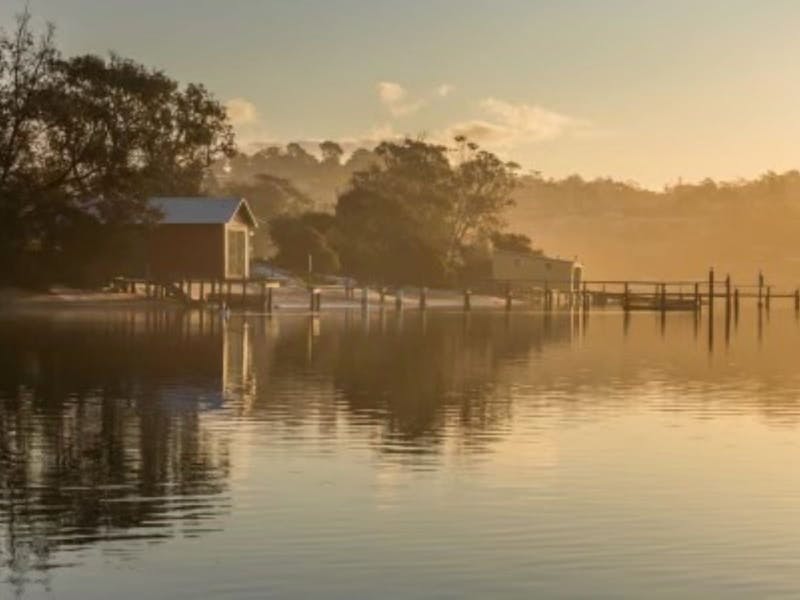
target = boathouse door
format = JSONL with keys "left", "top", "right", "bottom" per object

{"left": 226, "top": 228, "right": 247, "bottom": 278}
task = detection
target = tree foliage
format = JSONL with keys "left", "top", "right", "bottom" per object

{"left": 334, "top": 138, "right": 519, "bottom": 285}
{"left": 269, "top": 212, "right": 340, "bottom": 274}
{"left": 0, "top": 11, "right": 234, "bottom": 285}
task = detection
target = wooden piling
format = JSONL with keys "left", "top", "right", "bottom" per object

{"left": 505, "top": 284, "right": 513, "bottom": 311}
{"left": 463, "top": 289, "right": 472, "bottom": 311}
{"left": 623, "top": 282, "right": 630, "bottom": 311}
{"left": 419, "top": 287, "right": 427, "bottom": 310}
{"left": 734, "top": 288, "right": 740, "bottom": 319}
{"left": 199, "top": 280, "right": 205, "bottom": 303}
{"left": 708, "top": 268, "right": 715, "bottom": 317}
{"left": 795, "top": 288, "right": 800, "bottom": 313}
{"left": 694, "top": 282, "right": 700, "bottom": 311}
{"left": 758, "top": 271, "right": 764, "bottom": 308}
{"left": 241, "top": 279, "right": 248, "bottom": 307}
{"left": 724, "top": 275, "right": 731, "bottom": 314}
{"left": 395, "top": 288, "right": 404, "bottom": 310}
{"left": 766, "top": 285, "right": 771, "bottom": 310}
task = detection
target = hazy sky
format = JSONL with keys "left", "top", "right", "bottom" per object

{"left": 4, "top": 0, "right": 800, "bottom": 188}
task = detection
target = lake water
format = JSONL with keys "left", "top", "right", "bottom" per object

{"left": 2, "top": 306, "right": 800, "bottom": 599}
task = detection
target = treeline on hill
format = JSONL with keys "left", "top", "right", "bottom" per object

{"left": 219, "top": 141, "right": 800, "bottom": 285}
{"left": 0, "top": 12, "right": 234, "bottom": 287}
{"left": 212, "top": 138, "right": 528, "bottom": 287}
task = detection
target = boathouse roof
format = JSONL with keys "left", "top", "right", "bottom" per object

{"left": 149, "top": 197, "right": 257, "bottom": 228}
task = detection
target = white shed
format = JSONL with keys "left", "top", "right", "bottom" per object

{"left": 492, "top": 249, "right": 583, "bottom": 292}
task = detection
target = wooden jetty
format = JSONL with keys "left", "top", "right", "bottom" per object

{"left": 494, "top": 268, "right": 800, "bottom": 316}
{"left": 111, "top": 268, "right": 800, "bottom": 317}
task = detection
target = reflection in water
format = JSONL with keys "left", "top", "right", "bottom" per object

{"left": 0, "top": 313, "right": 235, "bottom": 595}
{"left": 1, "top": 307, "right": 800, "bottom": 598}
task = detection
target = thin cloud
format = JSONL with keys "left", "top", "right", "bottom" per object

{"left": 225, "top": 97, "right": 259, "bottom": 126}
{"left": 443, "top": 98, "right": 589, "bottom": 148}
{"left": 376, "top": 81, "right": 425, "bottom": 117}
{"left": 437, "top": 83, "right": 455, "bottom": 97}
{"left": 225, "top": 97, "right": 273, "bottom": 151}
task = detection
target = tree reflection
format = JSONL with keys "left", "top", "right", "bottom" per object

{"left": 0, "top": 312, "right": 232, "bottom": 596}
{"left": 245, "top": 311, "right": 575, "bottom": 454}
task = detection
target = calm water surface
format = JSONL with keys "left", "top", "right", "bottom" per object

{"left": 1, "top": 307, "right": 800, "bottom": 599}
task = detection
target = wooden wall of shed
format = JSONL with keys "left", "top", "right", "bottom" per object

{"left": 147, "top": 224, "right": 225, "bottom": 280}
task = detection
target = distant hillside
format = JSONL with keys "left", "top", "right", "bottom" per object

{"left": 214, "top": 146, "right": 800, "bottom": 287}
{"left": 510, "top": 173, "right": 800, "bottom": 287}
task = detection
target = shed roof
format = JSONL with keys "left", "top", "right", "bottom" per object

{"left": 149, "top": 197, "right": 257, "bottom": 227}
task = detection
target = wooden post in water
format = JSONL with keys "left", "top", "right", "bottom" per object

{"left": 310, "top": 288, "right": 317, "bottom": 313}
{"left": 766, "top": 285, "right": 771, "bottom": 311}
{"left": 419, "top": 287, "right": 427, "bottom": 310}
{"left": 266, "top": 287, "right": 273, "bottom": 313}
{"left": 395, "top": 288, "right": 404, "bottom": 310}
{"left": 623, "top": 282, "right": 630, "bottom": 312}
{"left": 660, "top": 283, "right": 666, "bottom": 312}
{"left": 724, "top": 275, "right": 731, "bottom": 314}
{"left": 758, "top": 271, "right": 764, "bottom": 308}
{"left": 708, "top": 268, "right": 715, "bottom": 318}
{"left": 505, "top": 283, "right": 512, "bottom": 311}
{"left": 241, "top": 279, "right": 248, "bottom": 308}
{"left": 795, "top": 288, "right": 800, "bottom": 313}
{"left": 226, "top": 280, "right": 232, "bottom": 305}
{"left": 734, "top": 288, "right": 740, "bottom": 320}
{"left": 463, "top": 289, "right": 472, "bottom": 312}
{"left": 199, "top": 280, "right": 205, "bottom": 304}
{"left": 379, "top": 288, "right": 386, "bottom": 305}
{"left": 694, "top": 282, "right": 700, "bottom": 312}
